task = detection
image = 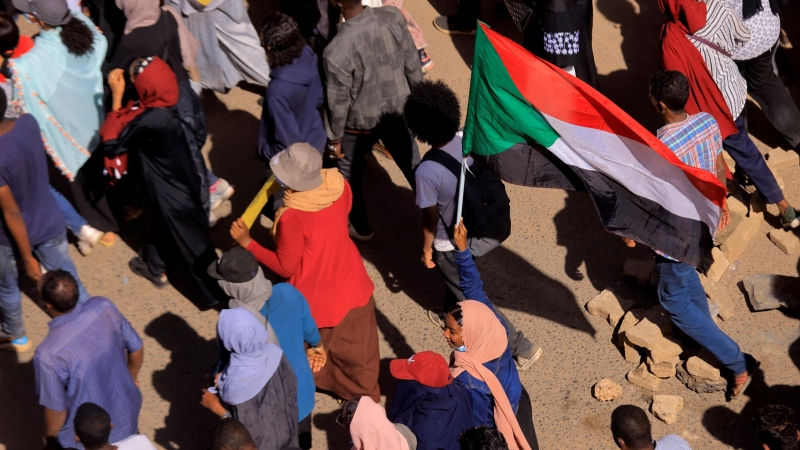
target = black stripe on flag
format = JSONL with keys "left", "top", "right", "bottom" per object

{"left": 473, "top": 142, "right": 714, "bottom": 267}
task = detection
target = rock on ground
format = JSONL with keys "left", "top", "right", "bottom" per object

{"left": 705, "top": 247, "right": 730, "bottom": 282}
{"left": 647, "top": 354, "right": 679, "bottom": 379}
{"left": 676, "top": 362, "right": 727, "bottom": 393}
{"left": 625, "top": 317, "right": 665, "bottom": 350}
{"left": 621, "top": 335, "right": 642, "bottom": 363}
{"left": 768, "top": 229, "right": 800, "bottom": 255}
{"left": 686, "top": 355, "right": 720, "bottom": 381}
{"left": 704, "top": 281, "right": 735, "bottom": 320}
{"left": 618, "top": 309, "right": 646, "bottom": 334}
{"left": 627, "top": 362, "right": 661, "bottom": 391}
{"left": 743, "top": 274, "right": 800, "bottom": 312}
{"left": 649, "top": 336, "right": 683, "bottom": 363}
{"left": 651, "top": 395, "right": 685, "bottom": 424}
{"left": 593, "top": 379, "right": 623, "bottom": 401}
{"left": 585, "top": 289, "right": 635, "bottom": 327}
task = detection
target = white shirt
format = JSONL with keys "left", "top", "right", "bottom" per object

{"left": 724, "top": 0, "right": 780, "bottom": 60}
{"left": 655, "top": 434, "right": 693, "bottom": 450}
{"left": 113, "top": 434, "right": 158, "bottom": 450}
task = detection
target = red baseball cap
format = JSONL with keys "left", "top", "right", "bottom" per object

{"left": 389, "top": 351, "right": 453, "bottom": 388}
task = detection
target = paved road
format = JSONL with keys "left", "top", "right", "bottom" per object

{"left": 2, "top": 0, "right": 800, "bottom": 448}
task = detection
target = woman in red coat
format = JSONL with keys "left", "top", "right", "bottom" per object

{"left": 230, "top": 142, "right": 379, "bottom": 402}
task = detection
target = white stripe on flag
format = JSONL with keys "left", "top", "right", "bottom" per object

{"left": 542, "top": 114, "right": 720, "bottom": 235}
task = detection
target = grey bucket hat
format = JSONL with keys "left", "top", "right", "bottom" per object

{"left": 13, "top": 0, "right": 71, "bottom": 26}
{"left": 270, "top": 143, "right": 324, "bottom": 191}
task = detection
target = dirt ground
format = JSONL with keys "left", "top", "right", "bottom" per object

{"left": 2, "top": 0, "right": 800, "bottom": 448}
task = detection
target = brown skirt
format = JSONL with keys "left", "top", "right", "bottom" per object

{"left": 314, "top": 297, "right": 381, "bottom": 403}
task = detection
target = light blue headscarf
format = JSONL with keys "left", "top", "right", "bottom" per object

{"left": 217, "top": 308, "right": 283, "bottom": 405}
{"left": 9, "top": 13, "right": 107, "bottom": 181}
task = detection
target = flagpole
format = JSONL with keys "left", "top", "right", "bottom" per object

{"left": 455, "top": 157, "right": 467, "bottom": 224}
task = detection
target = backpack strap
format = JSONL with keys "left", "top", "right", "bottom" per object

{"left": 421, "top": 148, "right": 464, "bottom": 180}
{"left": 421, "top": 148, "right": 467, "bottom": 232}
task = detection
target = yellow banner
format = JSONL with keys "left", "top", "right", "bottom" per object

{"left": 241, "top": 176, "right": 280, "bottom": 228}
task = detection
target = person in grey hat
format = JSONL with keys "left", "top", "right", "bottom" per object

{"left": 207, "top": 245, "right": 326, "bottom": 450}
{"left": 230, "top": 142, "right": 381, "bottom": 404}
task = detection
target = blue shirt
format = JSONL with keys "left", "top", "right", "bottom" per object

{"left": 259, "top": 283, "right": 321, "bottom": 420}
{"left": 453, "top": 249, "right": 523, "bottom": 427}
{"left": 34, "top": 297, "right": 143, "bottom": 449}
{"left": 0, "top": 114, "right": 64, "bottom": 247}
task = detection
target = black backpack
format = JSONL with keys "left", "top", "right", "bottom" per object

{"left": 421, "top": 149, "right": 512, "bottom": 246}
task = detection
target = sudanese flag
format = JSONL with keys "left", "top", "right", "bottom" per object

{"left": 463, "top": 23, "right": 726, "bottom": 267}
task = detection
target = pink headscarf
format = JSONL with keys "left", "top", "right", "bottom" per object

{"left": 450, "top": 300, "right": 531, "bottom": 450}
{"left": 349, "top": 397, "right": 410, "bottom": 450}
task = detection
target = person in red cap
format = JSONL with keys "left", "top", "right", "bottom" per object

{"left": 388, "top": 351, "right": 476, "bottom": 450}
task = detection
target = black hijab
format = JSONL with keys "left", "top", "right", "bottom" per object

{"left": 742, "top": 0, "right": 785, "bottom": 20}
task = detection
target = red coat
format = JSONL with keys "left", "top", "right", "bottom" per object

{"left": 247, "top": 182, "right": 374, "bottom": 328}
{"left": 658, "top": 0, "right": 738, "bottom": 139}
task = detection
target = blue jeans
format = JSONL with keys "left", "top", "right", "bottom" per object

{"left": 655, "top": 256, "right": 746, "bottom": 374}
{"left": 50, "top": 185, "right": 88, "bottom": 236}
{"left": 0, "top": 232, "right": 90, "bottom": 338}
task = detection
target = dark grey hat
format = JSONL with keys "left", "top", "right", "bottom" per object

{"left": 13, "top": 0, "right": 71, "bottom": 26}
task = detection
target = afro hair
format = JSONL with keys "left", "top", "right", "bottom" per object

{"left": 404, "top": 79, "right": 461, "bottom": 147}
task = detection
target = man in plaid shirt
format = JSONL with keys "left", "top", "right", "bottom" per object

{"left": 636, "top": 71, "right": 755, "bottom": 400}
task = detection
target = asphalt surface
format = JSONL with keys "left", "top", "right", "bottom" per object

{"left": 2, "top": 0, "right": 800, "bottom": 448}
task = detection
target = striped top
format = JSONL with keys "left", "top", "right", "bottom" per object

{"left": 690, "top": 0, "right": 751, "bottom": 119}
{"left": 34, "top": 297, "right": 143, "bottom": 449}
{"left": 656, "top": 113, "right": 722, "bottom": 260}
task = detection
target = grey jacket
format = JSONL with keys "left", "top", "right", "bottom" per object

{"left": 322, "top": 6, "right": 423, "bottom": 140}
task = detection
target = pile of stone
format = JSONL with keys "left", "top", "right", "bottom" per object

{"left": 586, "top": 264, "right": 735, "bottom": 422}
{"left": 716, "top": 149, "right": 800, "bottom": 261}
{"left": 586, "top": 274, "right": 731, "bottom": 392}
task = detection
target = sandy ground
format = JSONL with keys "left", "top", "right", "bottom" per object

{"left": 2, "top": 0, "right": 800, "bottom": 448}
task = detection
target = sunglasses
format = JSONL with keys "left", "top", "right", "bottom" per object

{"left": 335, "top": 412, "right": 347, "bottom": 427}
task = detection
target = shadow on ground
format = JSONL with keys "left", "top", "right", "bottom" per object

{"left": 355, "top": 152, "right": 598, "bottom": 337}
{"left": 0, "top": 352, "right": 42, "bottom": 449}
{"left": 702, "top": 309, "right": 800, "bottom": 448}
{"left": 145, "top": 313, "right": 220, "bottom": 450}
{"left": 425, "top": 0, "right": 522, "bottom": 67}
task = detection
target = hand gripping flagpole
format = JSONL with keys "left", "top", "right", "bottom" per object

{"left": 455, "top": 157, "right": 467, "bottom": 224}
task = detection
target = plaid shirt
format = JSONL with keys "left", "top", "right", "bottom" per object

{"left": 322, "top": 6, "right": 423, "bottom": 140}
{"left": 655, "top": 112, "right": 722, "bottom": 260}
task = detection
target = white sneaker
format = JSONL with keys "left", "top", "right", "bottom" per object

{"left": 515, "top": 347, "right": 543, "bottom": 371}
{"left": 77, "top": 225, "right": 103, "bottom": 256}
{"left": 210, "top": 179, "right": 235, "bottom": 211}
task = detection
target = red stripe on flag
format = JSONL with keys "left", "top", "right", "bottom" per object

{"left": 479, "top": 23, "right": 726, "bottom": 208}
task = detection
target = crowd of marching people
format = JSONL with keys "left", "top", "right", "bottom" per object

{"left": 0, "top": 0, "right": 799, "bottom": 448}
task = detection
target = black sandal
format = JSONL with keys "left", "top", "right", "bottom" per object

{"left": 129, "top": 257, "right": 169, "bottom": 289}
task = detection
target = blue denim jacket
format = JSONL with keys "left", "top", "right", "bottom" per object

{"left": 452, "top": 248, "right": 522, "bottom": 427}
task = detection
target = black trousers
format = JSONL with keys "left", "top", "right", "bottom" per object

{"left": 516, "top": 386, "right": 540, "bottom": 450}
{"left": 298, "top": 415, "right": 311, "bottom": 450}
{"left": 336, "top": 119, "right": 420, "bottom": 229}
{"left": 736, "top": 41, "right": 800, "bottom": 148}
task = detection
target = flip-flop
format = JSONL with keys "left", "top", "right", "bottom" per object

{"left": 728, "top": 359, "right": 760, "bottom": 401}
